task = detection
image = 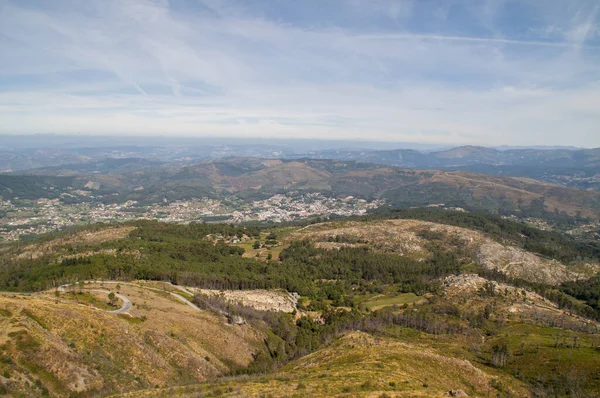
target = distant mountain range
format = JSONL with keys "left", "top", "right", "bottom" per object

{"left": 3, "top": 142, "right": 599, "bottom": 190}
{"left": 314, "top": 145, "right": 600, "bottom": 168}
{"left": 2, "top": 137, "right": 598, "bottom": 190}
{"left": 306, "top": 145, "right": 600, "bottom": 191}
{"left": 3, "top": 138, "right": 600, "bottom": 221}
{"left": 3, "top": 157, "right": 600, "bottom": 220}
{"left": 0, "top": 135, "right": 444, "bottom": 172}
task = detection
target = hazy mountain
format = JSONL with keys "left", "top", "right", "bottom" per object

{"left": 3, "top": 137, "right": 600, "bottom": 194}
{"left": 314, "top": 146, "right": 600, "bottom": 191}
{"left": 3, "top": 157, "right": 600, "bottom": 220}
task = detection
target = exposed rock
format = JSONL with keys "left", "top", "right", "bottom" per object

{"left": 447, "top": 389, "right": 469, "bottom": 397}
{"left": 229, "top": 315, "right": 245, "bottom": 325}
{"left": 192, "top": 288, "right": 297, "bottom": 313}
{"left": 293, "top": 219, "right": 600, "bottom": 285}
{"left": 477, "top": 240, "right": 597, "bottom": 286}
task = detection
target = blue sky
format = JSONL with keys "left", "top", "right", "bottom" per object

{"left": 0, "top": 0, "right": 599, "bottom": 146}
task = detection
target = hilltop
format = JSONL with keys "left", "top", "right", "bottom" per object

{"left": 122, "top": 331, "right": 530, "bottom": 397}
{"left": 289, "top": 219, "right": 600, "bottom": 286}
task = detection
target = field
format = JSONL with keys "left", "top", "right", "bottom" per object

{"left": 364, "top": 293, "right": 426, "bottom": 311}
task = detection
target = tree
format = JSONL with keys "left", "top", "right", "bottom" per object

{"left": 491, "top": 340, "right": 511, "bottom": 367}
{"left": 54, "top": 290, "right": 60, "bottom": 304}
{"left": 483, "top": 304, "right": 492, "bottom": 320}
{"left": 253, "top": 241, "right": 261, "bottom": 250}
{"left": 108, "top": 292, "right": 116, "bottom": 306}
{"left": 116, "top": 284, "right": 121, "bottom": 293}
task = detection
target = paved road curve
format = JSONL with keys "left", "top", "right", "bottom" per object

{"left": 59, "top": 281, "right": 201, "bottom": 313}
{"left": 89, "top": 289, "right": 132, "bottom": 314}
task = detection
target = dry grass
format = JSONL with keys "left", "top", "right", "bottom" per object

{"left": 15, "top": 226, "right": 136, "bottom": 260}
{"left": 288, "top": 220, "right": 433, "bottom": 260}
{"left": 118, "top": 331, "right": 529, "bottom": 397}
{"left": 365, "top": 293, "right": 426, "bottom": 311}
{"left": 191, "top": 287, "right": 297, "bottom": 313}
{"left": 0, "top": 282, "right": 267, "bottom": 397}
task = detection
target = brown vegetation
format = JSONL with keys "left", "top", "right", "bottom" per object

{"left": 0, "top": 282, "right": 266, "bottom": 396}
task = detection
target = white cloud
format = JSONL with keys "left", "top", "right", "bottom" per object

{"left": 0, "top": 0, "right": 599, "bottom": 147}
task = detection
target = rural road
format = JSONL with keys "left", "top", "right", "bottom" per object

{"left": 58, "top": 284, "right": 132, "bottom": 314}
{"left": 89, "top": 289, "right": 132, "bottom": 314}
{"left": 58, "top": 281, "right": 201, "bottom": 313}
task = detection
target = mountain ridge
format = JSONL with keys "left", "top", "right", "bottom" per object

{"left": 3, "top": 157, "right": 600, "bottom": 220}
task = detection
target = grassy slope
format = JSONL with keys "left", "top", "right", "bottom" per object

{"left": 116, "top": 331, "right": 529, "bottom": 397}
{"left": 0, "top": 283, "right": 267, "bottom": 397}
{"left": 495, "top": 323, "right": 600, "bottom": 394}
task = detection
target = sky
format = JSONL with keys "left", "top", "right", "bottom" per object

{"left": 0, "top": 0, "right": 599, "bottom": 147}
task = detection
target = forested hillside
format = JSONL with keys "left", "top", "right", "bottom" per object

{"left": 1, "top": 213, "right": 600, "bottom": 396}
{"left": 5, "top": 158, "right": 600, "bottom": 221}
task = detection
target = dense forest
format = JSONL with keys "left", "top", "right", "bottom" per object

{"left": 561, "top": 276, "right": 600, "bottom": 319}
{"left": 0, "top": 175, "right": 77, "bottom": 200}
{"left": 0, "top": 221, "right": 464, "bottom": 302}
{"left": 2, "top": 212, "right": 599, "bottom": 318}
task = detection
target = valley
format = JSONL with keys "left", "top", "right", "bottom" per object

{"left": 0, "top": 193, "right": 379, "bottom": 242}
{"left": 2, "top": 145, "right": 600, "bottom": 397}
{"left": 3, "top": 156, "right": 600, "bottom": 245}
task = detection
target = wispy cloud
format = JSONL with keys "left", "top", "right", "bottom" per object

{"left": 0, "top": 0, "right": 599, "bottom": 147}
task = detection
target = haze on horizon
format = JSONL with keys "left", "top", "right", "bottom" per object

{"left": 1, "top": 0, "right": 599, "bottom": 147}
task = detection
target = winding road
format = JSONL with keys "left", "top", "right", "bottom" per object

{"left": 58, "top": 281, "right": 201, "bottom": 314}
{"left": 88, "top": 289, "right": 132, "bottom": 314}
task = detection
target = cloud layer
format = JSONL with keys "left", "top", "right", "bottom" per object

{"left": 0, "top": 0, "right": 599, "bottom": 146}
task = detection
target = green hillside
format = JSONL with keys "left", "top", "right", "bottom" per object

{"left": 6, "top": 158, "right": 600, "bottom": 220}
{"left": 0, "top": 214, "right": 599, "bottom": 396}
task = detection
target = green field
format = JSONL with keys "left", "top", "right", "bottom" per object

{"left": 365, "top": 293, "right": 425, "bottom": 311}
{"left": 62, "top": 291, "right": 122, "bottom": 311}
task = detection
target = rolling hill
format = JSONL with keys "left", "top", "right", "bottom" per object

{"left": 322, "top": 145, "right": 600, "bottom": 169}
{"left": 0, "top": 283, "right": 267, "bottom": 396}
{"left": 2, "top": 216, "right": 600, "bottom": 396}
{"left": 317, "top": 146, "right": 600, "bottom": 191}
{"left": 3, "top": 158, "right": 600, "bottom": 220}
